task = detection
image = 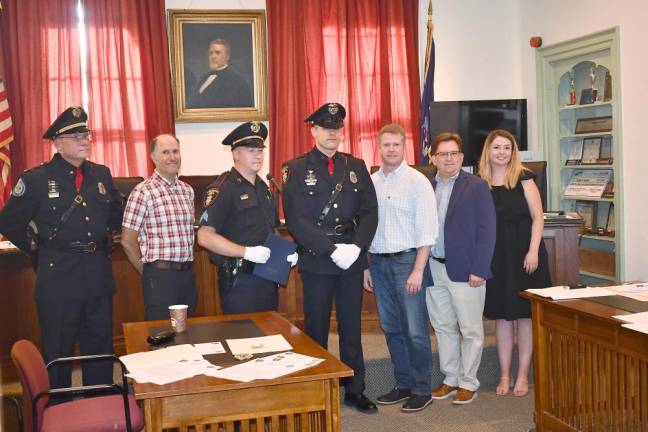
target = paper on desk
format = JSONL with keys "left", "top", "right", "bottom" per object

{"left": 526, "top": 286, "right": 614, "bottom": 300}
{"left": 194, "top": 342, "right": 226, "bottom": 355}
{"left": 612, "top": 311, "right": 648, "bottom": 324}
{"left": 126, "top": 358, "right": 220, "bottom": 385}
{"left": 120, "top": 344, "right": 221, "bottom": 385}
{"left": 226, "top": 334, "right": 292, "bottom": 355}
{"left": 621, "top": 322, "right": 648, "bottom": 335}
{"left": 206, "top": 352, "right": 323, "bottom": 382}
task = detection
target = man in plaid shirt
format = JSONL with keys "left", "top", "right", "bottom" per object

{"left": 121, "top": 134, "right": 197, "bottom": 320}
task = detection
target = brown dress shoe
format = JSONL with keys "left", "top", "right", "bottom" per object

{"left": 452, "top": 388, "right": 478, "bottom": 405}
{"left": 431, "top": 384, "right": 458, "bottom": 400}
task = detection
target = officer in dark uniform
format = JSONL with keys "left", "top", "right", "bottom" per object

{"left": 282, "top": 103, "right": 379, "bottom": 413}
{"left": 197, "top": 121, "right": 297, "bottom": 314}
{"left": 0, "top": 107, "right": 123, "bottom": 389}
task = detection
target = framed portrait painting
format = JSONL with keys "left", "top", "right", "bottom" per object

{"left": 168, "top": 10, "right": 268, "bottom": 122}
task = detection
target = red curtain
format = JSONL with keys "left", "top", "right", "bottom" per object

{"left": 0, "top": 0, "right": 82, "bottom": 177}
{"left": 84, "top": 0, "right": 174, "bottom": 177}
{"left": 267, "top": 0, "right": 421, "bottom": 180}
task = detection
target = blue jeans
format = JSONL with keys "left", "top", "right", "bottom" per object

{"left": 370, "top": 251, "right": 432, "bottom": 395}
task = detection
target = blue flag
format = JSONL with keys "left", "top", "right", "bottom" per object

{"left": 419, "top": 38, "right": 435, "bottom": 165}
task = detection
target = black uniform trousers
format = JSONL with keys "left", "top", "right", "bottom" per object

{"left": 36, "top": 294, "right": 113, "bottom": 389}
{"left": 141, "top": 266, "right": 197, "bottom": 321}
{"left": 300, "top": 270, "right": 365, "bottom": 394}
{"left": 219, "top": 272, "right": 278, "bottom": 314}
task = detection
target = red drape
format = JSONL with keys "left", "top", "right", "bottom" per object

{"left": 267, "top": 0, "right": 421, "bottom": 180}
{"left": 84, "top": 0, "right": 174, "bottom": 177}
{"left": 0, "top": 0, "right": 82, "bottom": 177}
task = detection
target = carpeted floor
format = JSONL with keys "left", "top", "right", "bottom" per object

{"left": 329, "top": 333, "right": 536, "bottom": 432}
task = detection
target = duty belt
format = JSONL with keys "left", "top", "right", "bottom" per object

{"left": 324, "top": 222, "right": 356, "bottom": 236}
{"left": 220, "top": 258, "right": 255, "bottom": 276}
{"left": 41, "top": 238, "right": 110, "bottom": 254}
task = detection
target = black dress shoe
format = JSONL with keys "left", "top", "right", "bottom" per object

{"left": 376, "top": 387, "right": 411, "bottom": 405}
{"left": 344, "top": 393, "right": 378, "bottom": 413}
{"left": 401, "top": 394, "right": 433, "bottom": 412}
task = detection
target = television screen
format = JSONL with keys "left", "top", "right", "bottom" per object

{"left": 426, "top": 99, "right": 527, "bottom": 166}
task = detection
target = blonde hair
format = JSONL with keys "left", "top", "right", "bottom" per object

{"left": 378, "top": 123, "right": 406, "bottom": 144}
{"left": 478, "top": 129, "right": 528, "bottom": 189}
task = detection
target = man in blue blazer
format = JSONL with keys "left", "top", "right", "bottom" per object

{"left": 425, "top": 132, "right": 496, "bottom": 405}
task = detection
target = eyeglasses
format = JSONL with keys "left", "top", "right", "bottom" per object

{"left": 60, "top": 132, "right": 92, "bottom": 141}
{"left": 434, "top": 151, "right": 462, "bottom": 159}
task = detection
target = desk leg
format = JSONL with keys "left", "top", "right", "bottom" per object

{"left": 143, "top": 398, "right": 163, "bottom": 432}
{"left": 329, "top": 378, "right": 341, "bottom": 432}
{"left": 530, "top": 300, "right": 546, "bottom": 431}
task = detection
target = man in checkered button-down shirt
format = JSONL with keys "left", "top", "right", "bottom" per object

{"left": 121, "top": 134, "right": 197, "bottom": 321}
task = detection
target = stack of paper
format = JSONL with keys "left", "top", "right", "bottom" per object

{"left": 612, "top": 311, "right": 648, "bottom": 335}
{"left": 207, "top": 352, "right": 323, "bottom": 382}
{"left": 120, "top": 344, "right": 220, "bottom": 385}
{"left": 526, "top": 286, "right": 614, "bottom": 300}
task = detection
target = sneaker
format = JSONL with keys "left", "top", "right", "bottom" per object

{"left": 401, "top": 394, "right": 433, "bottom": 412}
{"left": 376, "top": 387, "right": 411, "bottom": 405}
{"left": 452, "top": 388, "right": 477, "bottom": 405}
{"left": 431, "top": 384, "right": 458, "bottom": 400}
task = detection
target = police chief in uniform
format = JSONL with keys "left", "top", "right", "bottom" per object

{"left": 197, "top": 121, "right": 297, "bottom": 314}
{"left": 282, "top": 103, "right": 379, "bottom": 413}
{"left": 0, "top": 107, "right": 123, "bottom": 388}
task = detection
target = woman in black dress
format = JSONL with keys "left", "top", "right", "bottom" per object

{"left": 478, "top": 129, "right": 551, "bottom": 397}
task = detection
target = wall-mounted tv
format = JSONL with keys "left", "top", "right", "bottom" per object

{"left": 426, "top": 99, "right": 527, "bottom": 166}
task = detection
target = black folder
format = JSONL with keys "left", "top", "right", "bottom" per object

{"left": 252, "top": 233, "right": 297, "bottom": 285}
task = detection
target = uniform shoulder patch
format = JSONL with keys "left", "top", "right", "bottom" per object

{"left": 12, "top": 178, "right": 26, "bottom": 197}
{"left": 203, "top": 187, "right": 220, "bottom": 208}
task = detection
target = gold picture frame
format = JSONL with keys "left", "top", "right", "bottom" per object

{"left": 168, "top": 10, "right": 268, "bottom": 122}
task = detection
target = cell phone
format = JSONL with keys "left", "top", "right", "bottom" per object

{"left": 147, "top": 329, "right": 175, "bottom": 346}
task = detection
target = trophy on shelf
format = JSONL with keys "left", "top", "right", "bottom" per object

{"left": 568, "top": 72, "right": 576, "bottom": 106}
{"left": 579, "top": 67, "right": 597, "bottom": 105}
{"left": 604, "top": 71, "right": 612, "bottom": 101}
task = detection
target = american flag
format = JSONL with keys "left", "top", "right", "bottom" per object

{"left": 419, "top": 0, "right": 435, "bottom": 165}
{"left": 0, "top": 79, "right": 14, "bottom": 207}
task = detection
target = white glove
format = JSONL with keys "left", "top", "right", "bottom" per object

{"left": 244, "top": 246, "right": 271, "bottom": 264}
{"left": 287, "top": 252, "right": 298, "bottom": 267}
{"left": 330, "top": 243, "right": 361, "bottom": 270}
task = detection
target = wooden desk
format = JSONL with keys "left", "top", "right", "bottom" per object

{"left": 521, "top": 292, "right": 648, "bottom": 431}
{"left": 123, "top": 312, "right": 353, "bottom": 432}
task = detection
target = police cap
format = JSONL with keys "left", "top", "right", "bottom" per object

{"left": 305, "top": 103, "right": 346, "bottom": 129}
{"left": 223, "top": 121, "right": 268, "bottom": 149}
{"left": 42, "top": 106, "right": 89, "bottom": 140}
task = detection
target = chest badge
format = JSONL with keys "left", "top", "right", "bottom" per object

{"left": 97, "top": 182, "right": 106, "bottom": 195}
{"left": 47, "top": 180, "right": 59, "bottom": 198}
{"left": 240, "top": 193, "right": 249, "bottom": 200}
{"left": 305, "top": 169, "right": 317, "bottom": 186}
{"left": 349, "top": 171, "right": 358, "bottom": 184}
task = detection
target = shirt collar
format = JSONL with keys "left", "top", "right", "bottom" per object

{"left": 378, "top": 159, "right": 407, "bottom": 180}
{"left": 153, "top": 170, "right": 177, "bottom": 186}
{"left": 435, "top": 169, "right": 460, "bottom": 184}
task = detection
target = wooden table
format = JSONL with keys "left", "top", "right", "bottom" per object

{"left": 521, "top": 291, "right": 648, "bottom": 431}
{"left": 123, "top": 312, "right": 353, "bottom": 432}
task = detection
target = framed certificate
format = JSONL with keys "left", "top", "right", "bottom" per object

{"left": 565, "top": 140, "right": 583, "bottom": 165}
{"left": 598, "top": 135, "right": 613, "bottom": 163}
{"left": 575, "top": 116, "right": 613, "bottom": 134}
{"left": 581, "top": 137, "right": 602, "bottom": 164}
{"left": 575, "top": 201, "right": 596, "bottom": 231}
